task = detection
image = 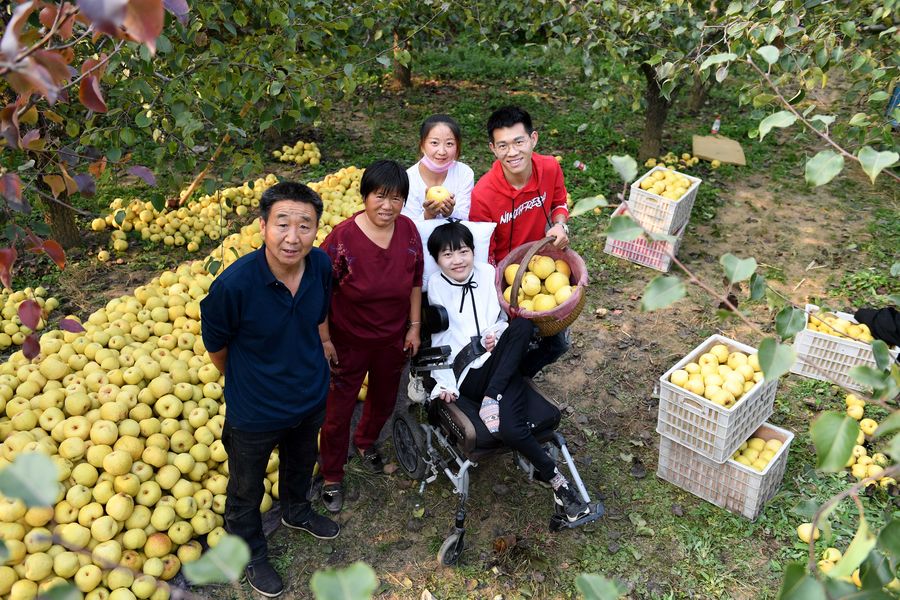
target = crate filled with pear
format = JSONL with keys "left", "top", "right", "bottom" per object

{"left": 791, "top": 304, "right": 900, "bottom": 392}
{"left": 657, "top": 335, "right": 778, "bottom": 463}
{"left": 657, "top": 422, "right": 794, "bottom": 519}
{"left": 627, "top": 166, "right": 701, "bottom": 235}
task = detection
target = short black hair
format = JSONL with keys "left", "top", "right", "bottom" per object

{"left": 419, "top": 114, "right": 462, "bottom": 156}
{"left": 259, "top": 181, "right": 323, "bottom": 222}
{"left": 427, "top": 221, "right": 474, "bottom": 262}
{"left": 487, "top": 106, "right": 534, "bottom": 142}
{"left": 360, "top": 159, "right": 409, "bottom": 202}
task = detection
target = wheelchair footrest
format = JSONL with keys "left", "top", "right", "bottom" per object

{"left": 549, "top": 501, "right": 605, "bottom": 532}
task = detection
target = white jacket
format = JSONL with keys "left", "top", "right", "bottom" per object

{"left": 426, "top": 263, "right": 508, "bottom": 399}
{"left": 402, "top": 161, "right": 474, "bottom": 221}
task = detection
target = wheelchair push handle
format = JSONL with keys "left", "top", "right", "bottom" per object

{"left": 509, "top": 236, "right": 562, "bottom": 310}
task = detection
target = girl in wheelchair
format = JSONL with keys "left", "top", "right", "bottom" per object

{"left": 425, "top": 221, "right": 590, "bottom": 522}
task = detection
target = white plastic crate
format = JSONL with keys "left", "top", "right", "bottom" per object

{"left": 657, "top": 334, "right": 777, "bottom": 463}
{"left": 657, "top": 422, "right": 794, "bottom": 520}
{"left": 603, "top": 204, "right": 685, "bottom": 272}
{"left": 791, "top": 304, "right": 900, "bottom": 392}
{"left": 626, "top": 166, "right": 702, "bottom": 234}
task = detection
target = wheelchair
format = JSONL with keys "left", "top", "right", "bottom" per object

{"left": 390, "top": 297, "right": 604, "bottom": 566}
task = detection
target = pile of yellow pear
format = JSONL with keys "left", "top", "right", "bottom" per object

{"left": 731, "top": 436, "right": 783, "bottom": 472}
{"left": 0, "top": 287, "right": 58, "bottom": 350}
{"left": 806, "top": 312, "right": 874, "bottom": 343}
{"left": 273, "top": 140, "right": 321, "bottom": 166}
{"left": 644, "top": 152, "right": 700, "bottom": 170}
{"left": 669, "top": 344, "right": 763, "bottom": 408}
{"left": 843, "top": 394, "right": 895, "bottom": 488}
{"left": 92, "top": 175, "right": 278, "bottom": 259}
{"left": 502, "top": 255, "right": 574, "bottom": 313}
{"left": 306, "top": 166, "right": 364, "bottom": 245}
{"left": 637, "top": 167, "right": 694, "bottom": 201}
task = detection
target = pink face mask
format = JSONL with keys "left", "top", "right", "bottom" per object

{"left": 420, "top": 153, "right": 455, "bottom": 174}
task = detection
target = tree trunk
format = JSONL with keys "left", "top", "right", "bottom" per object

{"left": 40, "top": 196, "right": 80, "bottom": 249}
{"left": 688, "top": 74, "right": 711, "bottom": 113}
{"left": 392, "top": 30, "right": 412, "bottom": 89}
{"left": 638, "top": 63, "right": 672, "bottom": 161}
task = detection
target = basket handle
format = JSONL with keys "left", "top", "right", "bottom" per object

{"left": 509, "top": 236, "right": 557, "bottom": 309}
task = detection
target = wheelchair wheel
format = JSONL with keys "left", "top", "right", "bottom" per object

{"left": 392, "top": 411, "right": 427, "bottom": 480}
{"left": 437, "top": 532, "right": 464, "bottom": 566}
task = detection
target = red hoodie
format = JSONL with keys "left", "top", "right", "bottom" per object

{"left": 469, "top": 152, "right": 569, "bottom": 264}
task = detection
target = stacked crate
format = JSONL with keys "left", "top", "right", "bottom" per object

{"left": 655, "top": 335, "right": 794, "bottom": 520}
{"left": 603, "top": 166, "right": 701, "bottom": 272}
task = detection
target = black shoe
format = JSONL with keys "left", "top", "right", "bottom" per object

{"left": 554, "top": 484, "right": 590, "bottom": 522}
{"left": 245, "top": 561, "right": 283, "bottom": 598}
{"left": 321, "top": 483, "right": 344, "bottom": 513}
{"left": 358, "top": 447, "right": 385, "bottom": 472}
{"left": 282, "top": 512, "right": 341, "bottom": 540}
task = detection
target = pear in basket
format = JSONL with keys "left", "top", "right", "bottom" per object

{"left": 504, "top": 263, "right": 520, "bottom": 286}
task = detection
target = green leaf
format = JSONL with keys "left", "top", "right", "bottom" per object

{"left": 859, "top": 549, "right": 893, "bottom": 590}
{"left": 37, "top": 583, "right": 81, "bottom": 600}
{"left": 890, "top": 434, "right": 900, "bottom": 461}
{"left": 0, "top": 453, "right": 59, "bottom": 506}
{"left": 607, "top": 155, "right": 638, "bottom": 184}
{"left": 753, "top": 93, "right": 777, "bottom": 108}
{"left": 757, "top": 337, "right": 795, "bottom": 382}
{"left": 181, "top": 535, "right": 250, "bottom": 585}
{"left": 848, "top": 365, "right": 888, "bottom": 390}
{"left": 804, "top": 150, "right": 844, "bottom": 187}
{"left": 870, "top": 340, "right": 890, "bottom": 372}
{"left": 640, "top": 276, "right": 685, "bottom": 312}
{"left": 891, "top": 262, "right": 900, "bottom": 276}
{"left": 605, "top": 215, "right": 643, "bottom": 242}
{"left": 810, "top": 412, "right": 859, "bottom": 472}
{"left": 878, "top": 519, "right": 900, "bottom": 559}
{"left": 719, "top": 253, "right": 757, "bottom": 283}
{"left": 310, "top": 562, "right": 378, "bottom": 600}
{"left": 750, "top": 273, "right": 767, "bottom": 300}
{"left": 777, "top": 563, "right": 826, "bottom": 600}
{"left": 700, "top": 53, "right": 737, "bottom": 70}
{"left": 647, "top": 231, "right": 679, "bottom": 243}
{"left": 756, "top": 45, "right": 780, "bottom": 65}
{"left": 759, "top": 111, "right": 797, "bottom": 141}
{"left": 874, "top": 412, "right": 900, "bottom": 438}
{"left": 570, "top": 195, "right": 608, "bottom": 218}
{"left": 575, "top": 573, "right": 626, "bottom": 600}
{"left": 135, "top": 112, "right": 151, "bottom": 128}
{"left": 829, "top": 511, "right": 877, "bottom": 579}
{"left": 857, "top": 146, "right": 899, "bottom": 184}
{"left": 775, "top": 307, "right": 807, "bottom": 340}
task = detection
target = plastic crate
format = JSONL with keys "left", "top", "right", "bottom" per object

{"left": 657, "top": 422, "right": 794, "bottom": 520}
{"left": 791, "top": 304, "right": 900, "bottom": 392}
{"left": 603, "top": 204, "right": 685, "bottom": 272}
{"left": 657, "top": 334, "right": 777, "bottom": 463}
{"left": 626, "top": 166, "right": 702, "bottom": 234}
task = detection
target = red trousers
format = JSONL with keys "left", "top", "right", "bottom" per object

{"left": 319, "top": 335, "right": 406, "bottom": 482}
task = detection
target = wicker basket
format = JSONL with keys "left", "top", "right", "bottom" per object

{"left": 495, "top": 236, "right": 589, "bottom": 337}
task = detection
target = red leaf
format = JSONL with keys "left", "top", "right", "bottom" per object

{"left": 127, "top": 165, "right": 156, "bottom": 186}
{"left": 0, "top": 173, "right": 22, "bottom": 204}
{"left": 73, "top": 174, "right": 96, "bottom": 196}
{"left": 40, "top": 3, "right": 76, "bottom": 40}
{"left": 81, "top": 53, "right": 108, "bottom": 80}
{"left": 0, "top": 103, "right": 21, "bottom": 148}
{"left": 59, "top": 318, "right": 86, "bottom": 333}
{"left": 0, "top": 248, "right": 17, "bottom": 289}
{"left": 123, "top": 0, "right": 164, "bottom": 53}
{"left": 43, "top": 174, "right": 66, "bottom": 198}
{"left": 22, "top": 334, "right": 40, "bottom": 359}
{"left": 89, "top": 156, "right": 108, "bottom": 176}
{"left": 18, "top": 299, "right": 41, "bottom": 330}
{"left": 33, "top": 50, "right": 72, "bottom": 84}
{"left": 41, "top": 240, "right": 66, "bottom": 270}
{"left": 6, "top": 59, "right": 59, "bottom": 104}
{"left": 76, "top": 0, "right": 128, "bottom": 36}
{"left": 79, "top": 75, "right": 108, "bottom": 113}
{"left": 163, "top": 0, "right": 188, "bottom": 22}
{"left": 22, "top": 129, "right": 44, "bottom": 152}
{"left": 0, "top": 2, "right": 36, "bottom": 60}
{"left": 59, "top": 164, "right": 79, "bottom": 195}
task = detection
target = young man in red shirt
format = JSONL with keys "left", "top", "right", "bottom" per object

{"left": 469, "top": 106, "right": 571, "bottom": 378}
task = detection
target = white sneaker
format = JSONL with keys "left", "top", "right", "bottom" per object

{"left": 407, "top": 374, "right": 427, "bottom": 403}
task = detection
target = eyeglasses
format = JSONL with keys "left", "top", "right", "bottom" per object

{"left": 492, "top": 137, "right": 531, "bottom": 155}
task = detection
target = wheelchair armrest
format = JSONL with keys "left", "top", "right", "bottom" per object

{"left": 411, "top": 345, "right": 452, "bottom": 373}
{"left": 422, "top": 303, "right": 449, "bottom": 337}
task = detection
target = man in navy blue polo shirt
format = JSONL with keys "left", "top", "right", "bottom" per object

{"left": 201, "top": 181, "right": 338, "bottom": 598}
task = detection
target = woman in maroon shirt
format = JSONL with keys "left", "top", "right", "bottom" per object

{"left": 318, "top": 160, "right": 424, "bottom": 513}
